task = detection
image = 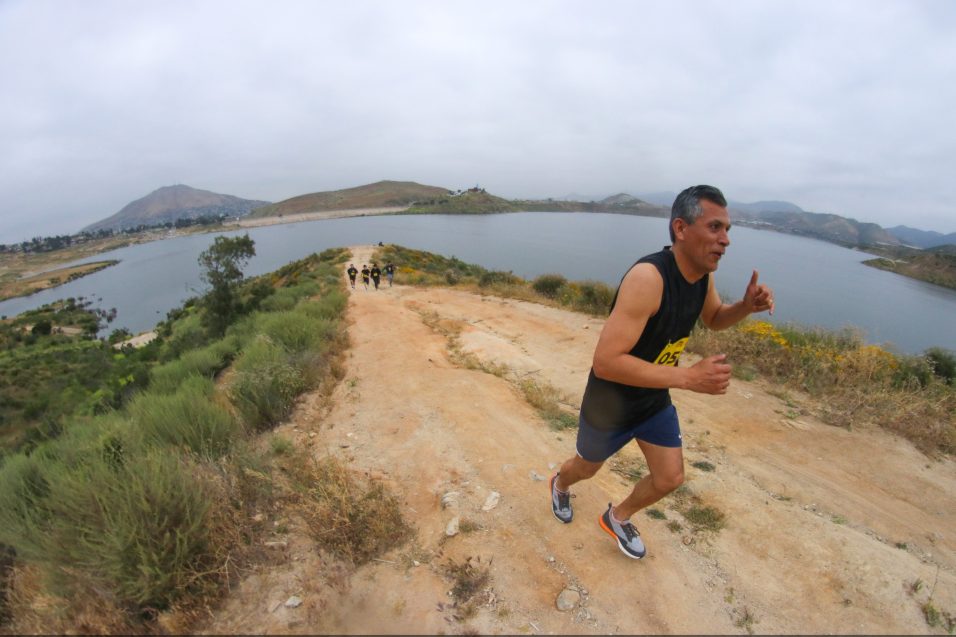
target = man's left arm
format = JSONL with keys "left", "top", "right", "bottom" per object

{"left": 700, "top": 270, "right": 775, "bottom": 331}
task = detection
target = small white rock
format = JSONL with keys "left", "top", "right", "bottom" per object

{"left": 445, "top": 515, "right": 460, "bottom": 537}
{"left": 482, "top": 491, "right": 500, "bottom": 511}
{"left": 284, "top": 596, "right": 303, "bottom": 608}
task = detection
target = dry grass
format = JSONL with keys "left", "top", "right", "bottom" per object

{"left": 441, "top": 556, "right": 493, "bottom": 620}
{"left": 281, "top": 453, "right": 413, "bottom": 566}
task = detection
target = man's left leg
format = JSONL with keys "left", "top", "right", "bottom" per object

{"left": 599, "top": 441, "right": 684, "bottom": 559}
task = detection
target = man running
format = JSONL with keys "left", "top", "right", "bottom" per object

{"left": 550, "top": 185, "right": 775, "bottom": 559}
{"left": 370, "top": 263, "right": 382, "bottom": 290}
{"left": 361, "top": 264, "right": 370, "bottom": 290}
{"left": 384, "top": 262, "right": 395, "bottom": 287}
{"left": 347, "top": 263, "right": 358, "bottom": 289}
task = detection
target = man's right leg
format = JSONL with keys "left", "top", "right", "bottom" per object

{"left": 551, "top": 455, "right": 603, "bottom": 523}
{"left": 556, "top": 455, "right": 603, "bottom": 492}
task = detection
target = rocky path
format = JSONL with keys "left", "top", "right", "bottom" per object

{"left": 200, "top": 245, "right": 956, "bottom": 634}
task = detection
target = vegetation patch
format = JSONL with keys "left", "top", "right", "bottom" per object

{"left": 683, "top": 504, "right": 727, "bottom": 533}
{"left": 442, "top": 555, "right": 493, "bottom": 620}
{"left": 0, "top": 245, "right": 353, "bottom": 632}
{"left": 373, "top": 244, "right": 615, "bottom": 316}
{"left": 288, "top": 454, "right": 412, "bottom": 566}
{"left": 689, "top": 318, "right": 956, "bottom": 456}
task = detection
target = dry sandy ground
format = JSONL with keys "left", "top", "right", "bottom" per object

{"left": 199, "top": 245, "right": 956, "bottom": 635}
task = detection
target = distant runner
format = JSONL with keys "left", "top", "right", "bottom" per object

{"left": 384, "top": 262, "right": 395, "bottom": 287}
{"left": 361, "top": 264, "right": 370, "bottom": 290}
{"left": 347, "top": 263, "right": 358, "bottom": 289}
{"left": 550, "top": 185, "right": 775, "bottom": 560}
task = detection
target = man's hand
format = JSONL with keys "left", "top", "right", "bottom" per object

{"left": 743, "top": 270, "right": 774, "bottom": 315}
{"left": 684, "top": 354, "right": 732, "bottom": 394}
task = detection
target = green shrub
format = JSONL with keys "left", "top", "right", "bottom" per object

{"left": 256, "top": 310, "right": 329, "bottom": 354}
{"left": 228, "top": 337, "right": 308, "bottom": 431}
{"left": 297, "top": 290, "right": 347, "bottom": 321}
{"left": 257, "top": 287, "right": 298, "bottom": 312}
{"left": 0, "top": 453, "right": 53, "bottom": 560}
{"left": 36, "top": 449, "right": 223, "bottom": 610}
{"left": 573, "top": 281, "right": 614, "bottom": 314}
{"left": 159, "top": 312, "right": 209, "bottom": 361}
{"left": 129, "top": 376, "right": 240, "bottom": 458}
{"left": 478, "top": 270, "right": 521, "bottom": 288}
{"left": 926, "top": 347, "right": 956, "bottom": 385}
{"left": 149, "top": 340, "right": 235, "bottom": 394}
{"left": 532, "top": 273, "right": 567, "bottom": 299}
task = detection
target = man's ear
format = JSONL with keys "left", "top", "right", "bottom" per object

{"left": 672, "top": 218, "right": 687, "bottom": 241}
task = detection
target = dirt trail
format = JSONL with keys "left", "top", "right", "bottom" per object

{"left": 201, "top": 245, "right": 956, "bottom": 634}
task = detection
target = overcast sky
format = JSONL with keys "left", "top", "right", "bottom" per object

{"left": 2, "top": 0, "right": 955, "bottom": 243}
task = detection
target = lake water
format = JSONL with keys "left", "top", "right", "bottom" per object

{"left": 2, "top": 212, "right": 954, "bottom": 354}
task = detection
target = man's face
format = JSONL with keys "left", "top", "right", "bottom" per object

{"left": 674, "top": 199, "right": 731, "bottom": 273}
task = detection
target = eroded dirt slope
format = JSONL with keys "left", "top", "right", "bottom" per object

{"left": 200, "top": 245, "right": 955, "bottom": 635}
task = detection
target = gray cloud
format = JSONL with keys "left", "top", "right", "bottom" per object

{"left": 2, "top": 0, "right": 954, "bottom": 243}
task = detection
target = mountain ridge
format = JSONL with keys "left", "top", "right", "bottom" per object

{"left": 82, "top": 185, "right": 269, "bottom": 233}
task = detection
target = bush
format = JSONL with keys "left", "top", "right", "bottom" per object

{"left": 297, "top": 290, "right": 347, "bottom": 321}
{"left": 478, "top": 270, "right": 521, "bottom": 288}
{"left": 532, "top": 273, "right": 567, "bottom": 299}
{"left": 293, "top": 454, "right": 411, "bottom": 565}
{"left": 256, "top": 310, "right": 329, "bottom": 354}
{"left": 228, "top": 337, "right": 308, "bottom": 431}
{"left": 129, "top": 376, "right": 241, "bottom": 458}
{"left": 926, "top": 347, "right": 956, "bottom": 385}
{"left": 42, "top": 450, "right": 222, "bottom": 610}
{"left": 569, "top": 280, "right": 615, "bottom": 314}
{"left": 149, "top": 337, "right": 239, "bottom": 394}
{"left": 159, "top": 312, "right": 209, "bottom": 362}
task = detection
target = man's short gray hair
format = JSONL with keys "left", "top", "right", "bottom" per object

{"left": 670, "top": 185, "right": 727, "bottom": 243}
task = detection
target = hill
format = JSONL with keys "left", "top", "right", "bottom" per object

{"left": 735, "top": 210, "right": 901, "bottom": 247}
{"left": 248, "top": 180, "right": 449, "bottom": 218}
{"left": 887, "top": 225, "right": 956, "bottom": 249}
{"left": 82, "top": 185, "right": 269, "bottom": 233}
{"left": 406, "top": 187, "right": 519, "bottom": 214}
{"left": 863, "top": 244, "right": 956, "bottom": 290}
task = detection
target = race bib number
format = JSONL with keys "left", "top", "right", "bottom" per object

{"left": 653, "top": 337, "right": 688, "bottom": 367}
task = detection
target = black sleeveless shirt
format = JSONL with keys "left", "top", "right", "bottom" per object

{"left": 580, "top": 248, "right": 709, "bottom": 431}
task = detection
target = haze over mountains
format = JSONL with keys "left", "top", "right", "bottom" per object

{"left": 81, "top": 180, "right": 953, "bottom": 250}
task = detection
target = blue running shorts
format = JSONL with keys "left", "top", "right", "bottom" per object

{"left": 576, "top": 404, "right": 682, "bottom": 462}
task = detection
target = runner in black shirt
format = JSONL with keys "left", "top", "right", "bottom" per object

{"left": 550, "top": 185, "right": 775, "bottom": 560}
{"left": 384, "top": 262, "right": 395, "bottom": 287}
{"left": 361, "top": 265, "right": 370, "bottom": 290}
{"left": 346, "top": 264, "right": 358, "bottom": 289}
{"left": 370, "top": 263, "right": 382, "bottom": 290}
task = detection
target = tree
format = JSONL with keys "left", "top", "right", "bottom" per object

{"left": 197, "top": 234, "right": 256, "bottom": 334}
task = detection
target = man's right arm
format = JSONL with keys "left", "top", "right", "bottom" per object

{"left": 591, "top": 264, "right": 732, "bottom": 395}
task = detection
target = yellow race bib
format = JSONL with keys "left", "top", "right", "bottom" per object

{"left": 653, "top": 337, "right": 689, "bottom": 367}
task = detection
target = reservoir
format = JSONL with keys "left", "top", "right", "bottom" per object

{"left": 1, "top": 212, "right": 954, "bottom": 354}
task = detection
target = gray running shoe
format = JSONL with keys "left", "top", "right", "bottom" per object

{"left": 550, "top": 473, "right": 573, "bottom": 523}
{"left": 599, "top": 503, "right": 646, "bottom": 559}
